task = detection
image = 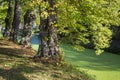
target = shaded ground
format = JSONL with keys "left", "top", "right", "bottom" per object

{"left": 0, "top": 39, "right": 91, "bottom": 80}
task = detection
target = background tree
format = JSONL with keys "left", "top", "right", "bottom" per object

{"left": 20, "top": 9, "right": 36, "bottom": 48}
{"left": 0, "top": 0, "right": 8, "bottom": 26}
{"left": 3, "top": 0, "right": 14, "bottom": 38}
{"left": 10, "top": 0, "right": 21, "bottom": 43}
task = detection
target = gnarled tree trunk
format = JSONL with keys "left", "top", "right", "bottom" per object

{"left": 34, "top": 0, "right": 62, "bottom": 63}
{"left": 3, "top": 0, "right": 14, "bottom": 38}
{"left": 10, "top": 0, "right": 21, "bottom": 43}
{"left": 20, "top": 9, "right": 36, "bottom": 48}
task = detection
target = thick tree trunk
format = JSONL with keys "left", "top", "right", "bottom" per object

{"left": 10, "top": 0, "right": 21, "bottom": 43}
{"left": 3, "top": 0, "right": 14, "bottom": 38}
{"left": 20, "top": 10, "right": 36, "bottom": 48}
{"left": 34, "top": 0, "right": 62, "bottom": 63}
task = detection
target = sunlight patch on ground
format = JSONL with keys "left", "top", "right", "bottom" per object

{"left": 61, "top": 44, "right": 120, "bottom": 80}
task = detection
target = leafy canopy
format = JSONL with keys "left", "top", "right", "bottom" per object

{"left": 2, "top": 0, "right": 120, "bottom": 55}
{"left": 57, "top": 0, "right": 120, "bottom": 54}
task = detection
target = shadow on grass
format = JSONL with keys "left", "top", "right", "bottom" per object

{"left": 61, "top": 44, "right": 120, "bottom": 71}
{"left": 0, "top": 63, "right": 48, "bottom": 80}
{"left": 0, "top": 68, "right": 28, "bottom": 80}
{"left": 0, "top": 47, "right": 25, "bottom": 58}
{"left": 0, "top": 41, "right": 49, "bottom": 80}
{"left": 0, "top": 38, "right": 95, "bottom": 80}
{"left": 0, "top": 43, "right": 10, "bottom": 46}
{"left": 0, "top": 46, "right": 48, "bottom": 80}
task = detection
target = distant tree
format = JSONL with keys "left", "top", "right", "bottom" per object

{"left": 20, "top": 9, "right": 36, "bottom": 48}
{"left": 0, "top": 0, "right": 8, "bottom": 26}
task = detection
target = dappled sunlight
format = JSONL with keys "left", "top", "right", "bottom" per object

{"left": 0, "top": 39, "right": 47, "bottom": 80}
{"left": 0, "top": 39, "right": 90, "bottom": 80}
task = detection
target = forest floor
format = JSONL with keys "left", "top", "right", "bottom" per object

{"left": 0, "top": 39, "right": 92, "bottom": 80}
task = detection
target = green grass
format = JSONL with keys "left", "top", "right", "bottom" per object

{"left": 61, "top": 44, "right": 120, "bottom": 80}
{"left": 0, "top": 33, "right": 3, "bottom": 38}
{"left": 32, "top": 43, "right": 120, "bottom": 80}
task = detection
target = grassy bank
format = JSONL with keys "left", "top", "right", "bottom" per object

{"left": 1, "top": 34, "right": 120, "bottom": 80}
{"left": 0, "top": 39, "right": 92, "bottom": 80}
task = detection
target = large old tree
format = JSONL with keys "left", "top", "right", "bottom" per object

{"left": 34, "top": 0, "right": 62, "bottom": 63}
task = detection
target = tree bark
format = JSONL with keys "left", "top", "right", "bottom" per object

{"left": 3, "top": 0, "right": 14, "bottom": 38}
{"left": 20, "top": 9, "right": 36, "bottom": 48}
{"left": 10, "top": 0, "right": 21, "bottom": 43}
{"left": 34, "top": 0, "right": 62, "bottom": 63}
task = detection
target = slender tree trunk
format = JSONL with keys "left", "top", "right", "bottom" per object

{"left": 20, "top": 10, "right": 36, "bottom": 48}
{"left": 3, "top": 0, "right": 14, "bottom": 38}
{"left": 34, "top": 0, "right": 62, "bottom": 63}
{"left": 10, "top": 0, "right": 21, "bottom": 43}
